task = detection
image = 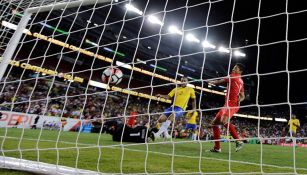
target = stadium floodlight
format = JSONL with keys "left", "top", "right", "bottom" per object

{"left": 125, "top": 4, "right": 143, "bottom": 15}
{"left": 234, "top": 50, "right": 246, "bottom": 57}
{"left": 202, "top": 41, "right": 216, "bottom": 49}
{"left": 186, "top": 33, "right": 200, "bottom": 43}
{"left": 116, "top": 61, "right": 132, "bottom": 69}
{"left": 218, "top": 46, "right": 230, "bottom": 53}
{"left": 168, "top": 25, "right": 183, "bottom": 35}
{"left": 148, "top": 15, "right": 164, "bottom": 26}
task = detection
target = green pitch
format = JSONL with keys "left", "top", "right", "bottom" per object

{"left": 0, "top": 128, "right": 306, "bottom": 174}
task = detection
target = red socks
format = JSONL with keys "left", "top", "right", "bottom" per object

{"left": 224, "top": 123, "right": 239, "bottom": 140}
{"left": 213, "top": 123, "right": 239, "bottom": 150}
{"left": 213, "top": 125, "right": 220, "bottom": 149}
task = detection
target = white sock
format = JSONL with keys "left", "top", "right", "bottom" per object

{"left": 192, "top": 134, "right": 196, "bottom": 140}
{"left": 156, "top": 120, "right": 171, "bottom": 136}
{"left": 164, "top": 130, "right": 171, "bottom": 138}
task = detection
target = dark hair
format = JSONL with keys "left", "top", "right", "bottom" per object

{"left": 235, "top": 63, "right": 245, "bottom": 72}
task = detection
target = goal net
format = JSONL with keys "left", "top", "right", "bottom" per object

{"left": 0, "top": 0, "right": 307, "bottom": 174}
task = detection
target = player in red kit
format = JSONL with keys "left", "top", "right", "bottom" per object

{"left": 127, "top": 106, "right": 137, "bottom": 128}
{"left": 208, "top": 63, "right": 245, "bottom": 152}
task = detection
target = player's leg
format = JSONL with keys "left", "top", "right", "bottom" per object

{"left": 289, "top": 130, "right": 297, "bottom": 146}
{"left": 153, "top": 106, "right": 171, "bottom": 138}
{"left": 165, "top": 107, "right": 185, "bottom": 139}
{"left": 186, "top": 124, "right": 197, "bottom": 140}
{"left": 191, "top": 127, "right": 197, "bottom": 141}
{"left": 154, "top": 107, "right": 184, "bottom": 140}
{"left": 222, "top": 106, "right": 243, "bottom": 151}
{"left": 210, "top": 109, "right": 224, "bottom": 152}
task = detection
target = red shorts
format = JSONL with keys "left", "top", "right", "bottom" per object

{"left": 215, "top": 103, "right": 239, "bottom": 121}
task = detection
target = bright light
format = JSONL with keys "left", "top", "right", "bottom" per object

{"left": 136, "top": 58, "right": 146, "bottom": 64}
{"left": 202, "top": 41, "right": 216, "bottom": 49}
{"left": 85, "top": 39, "right": 99, "bottom": 47}
{"left": 275, "top": 118, "right": 287, "bottom": 122}
{"left": 177, "top": 73, "right": 184, "bottom": 77}
{"left": 89, "top": 80, "right": 109, "bottom": 89}
{"left": 116, "top": 61, "right": 132, "bottom": 69}
{"left": 234, "top": 113, "right": 273, "bottom": 121}
{"left": 94, "top": 23, "right": 98, "bottom": 27}
{"left": 1, "top": 21, "right": 31, "bottom": 35}
{"left": 125, "top": 4, "right": 143, "bottom": 15}
{"left": 168, "top": 25, "right": 183, "bottom": 35}
{"left": 148, "top": 15, "right": 164, "bottom": 26}
{"left": 234, "top": 50, "right": 246, "bottom": 57}
{"left": 187, "top": 84, "right": 195, "bottom": 88}
{"left": 186, "top": 33, "right": 200, "bottom": 43}
{"left": 218, "top": 46, "right": 230, "bottom": 53}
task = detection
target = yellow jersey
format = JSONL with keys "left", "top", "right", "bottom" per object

{"left": 168, "top": 86, "right": 196, "bottom": 110}
{"left": 186, "top": 111, "right": 198, "bottom": 124}
{"left": 288, "top": 119, "right": 300, "bottom": 132}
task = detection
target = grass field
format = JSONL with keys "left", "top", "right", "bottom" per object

{"left": 0, "top": 128, "right": 306, "bottom": 174}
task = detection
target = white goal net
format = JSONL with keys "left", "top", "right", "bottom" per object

{"left": 0, "top": 0, "right": 307, "bottom": 174}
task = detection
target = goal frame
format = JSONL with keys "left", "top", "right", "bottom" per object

{"left": 0, "top": 0, "right": 112, "bottom": 174}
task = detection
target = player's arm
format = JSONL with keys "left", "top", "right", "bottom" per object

{"left": 192, "top": 98, "right": 196, "bottom": 110}
{"left": 239, "top": 91, "right": 245, "bottom": 102}
{"left": 208, "top": 79, "right": 226, "bottom": 85}
{"left": 156, "top": 94, "right": 171, "bottom": 99}
{"left": 293, "top": 120, "right": 300, "bottom": 128}
{"left": 190, "top": 88, "right": 197, "bottom": 111}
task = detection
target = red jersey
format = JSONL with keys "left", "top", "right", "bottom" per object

{"left": 224, "top": 73, "right": 244, "bottom": 106}
{"left": 127, "top": 111, "right": 137, "bottom": 127}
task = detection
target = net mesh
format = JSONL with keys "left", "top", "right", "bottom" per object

{"left": 0, "top": 0, "right": 307, "bottom": 174}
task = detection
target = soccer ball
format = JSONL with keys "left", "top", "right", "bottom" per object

{"left": 101, "top": 67, "right": 123, "bottom": 84}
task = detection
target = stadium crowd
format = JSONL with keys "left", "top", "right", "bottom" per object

{"left": 1, "top": 74, "right": 306, "bottom": 143}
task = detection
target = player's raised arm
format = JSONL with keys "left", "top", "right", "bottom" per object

{"left": 191, "top": 88, "right": 197, "bottom": 111}
{"left": 208, "top": 79, "right": 226, "bottom": 86}
{"left": 239, "top": 91, "right": 245, "bottom": 103}
{"left": 156, "top": 94, "right": 171, "bottom": 100}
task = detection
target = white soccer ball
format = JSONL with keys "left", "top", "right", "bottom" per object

{"left": 101, "top": 67, "right": 123, "bottom": 85}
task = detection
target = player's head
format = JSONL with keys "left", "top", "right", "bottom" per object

{"left": 180, "top": 77, "right": 188, "bottom": 87}
{"left": 232, "top": 63, "right": 245, "bottom": 74}
{"left": 292, "top": 114, "right": 296, "bottom": 119}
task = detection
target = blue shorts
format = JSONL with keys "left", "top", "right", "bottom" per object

{"left": 163, "top": 106, "right": 185, "bottom": 119}
{"left": 289, "top": 130, "right": 296, "bottom": 135}
{"left": 186, "top": 124, "right": 197, "bottom": 130}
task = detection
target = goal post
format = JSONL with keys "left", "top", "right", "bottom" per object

{"left": 0, "top": 0, "right": 114, "bottom": 174}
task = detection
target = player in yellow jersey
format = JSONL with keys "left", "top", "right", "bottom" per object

{"left": 185, "top": 111, "right": 198, "bottom": 141}
{"left": 288, "top": 114, "right": 300, "bottom": 137}
{"left": 154, "top": 77, "right": 196, "bottom": 139}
